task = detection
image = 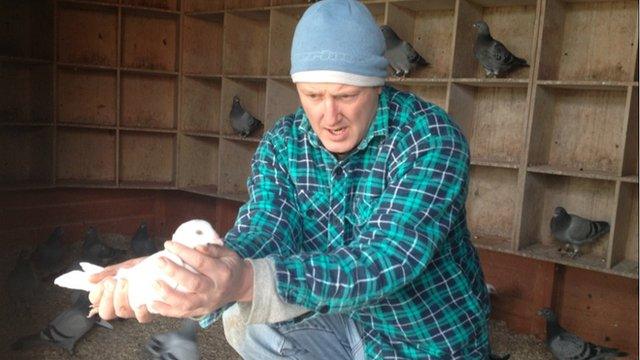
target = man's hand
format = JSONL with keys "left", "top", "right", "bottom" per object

{"left": 87, "top": 256, "right": 153, "bottom": 323}
{"left": 150, "top": 242, "right": 253, "bottom": 319}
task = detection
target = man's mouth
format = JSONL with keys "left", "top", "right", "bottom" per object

{"left": 328, "top": 127, "right": 347, "bottom": 135}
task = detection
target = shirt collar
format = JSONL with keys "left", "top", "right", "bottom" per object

{"left": 297, "top": 86, "right": 390, "bottom": 151}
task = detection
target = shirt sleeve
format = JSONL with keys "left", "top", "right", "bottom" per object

{"left": 272, "top": 128, "right": 470, "bottom": 314}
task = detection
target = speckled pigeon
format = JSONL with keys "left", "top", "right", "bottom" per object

{"left": 230, "top": 96, "right": 263, "bottom": 138}
{"left": 146, "top": 319, "right": 200, "bottom": 360}
{"left": 550, "top": 207, "right": 610, "bottom": 258}
{"left": 538, "top": 308, "right": 627, "bottom": 359}
{"left": 31, "top": 226, "right": 66, "bottom": 279}
{"left": 11, "top": 291, "right": 113, "bottom": 355}
{"left": 82, "top": 226, "right": 127, "bottom": 266}
{"left": 380, "top": 25, "right": 429, "bottom": 77}
{"left": 131, "top": 221, "right": 157, "bottom": 257}
{"left": 473, "top": 20, "right": 528, "bottom": 77}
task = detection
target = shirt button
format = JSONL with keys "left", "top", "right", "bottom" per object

{"left": 333, "top": 166, "right": 343, "bottom": 177}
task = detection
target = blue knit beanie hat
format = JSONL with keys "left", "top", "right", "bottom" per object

{"left": 290, "top": 0, "right": 388, "bottom": 86}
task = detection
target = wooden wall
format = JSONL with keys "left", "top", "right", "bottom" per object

{"left": 1, "top": 189, "right": 636, "bottom": 357}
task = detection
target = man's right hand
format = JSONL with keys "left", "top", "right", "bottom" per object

{"left": 88, "top": 257, "right": 152, "bottom": 323}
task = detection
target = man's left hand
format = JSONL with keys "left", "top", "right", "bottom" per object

{"left": 150, "top": 241, "right": 253, "bottom": 319}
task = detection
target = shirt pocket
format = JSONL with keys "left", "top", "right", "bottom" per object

{"left": 345, "top": 195, "right": 376, "bottom": 228}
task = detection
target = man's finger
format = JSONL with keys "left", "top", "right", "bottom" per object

{"left": 98, "top": 279, "right": 116, "bottom": 320}
{"left": 157, "top": 256, "right": 209, "bottom": 293}
{"left": 164, "top": 241, "right": 219, "bottom": 275}
{"left": 88, "top": 281, "right": 105, "bottom": 305}
{"left": 134, "top": 305, "right": 153, "bottom": 323}
{"left": 113, "top": 279, "right": 133, "bottom": 318}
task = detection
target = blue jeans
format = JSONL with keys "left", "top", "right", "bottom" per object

{"left": 224, "top": 311, "right": 365, "bottom": 360}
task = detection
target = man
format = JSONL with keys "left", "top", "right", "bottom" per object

{"left": 88, "top": 0, "right": 490, "bottom": 358}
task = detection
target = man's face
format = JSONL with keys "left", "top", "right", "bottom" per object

{"left": 296, "top": 83, "right": 381, "bottom": 156}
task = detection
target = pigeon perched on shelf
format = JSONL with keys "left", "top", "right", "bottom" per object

{"left": 380, "top": 25, "right": 429, "bottom": 77}
{"left": 472, "top": 20, "right": 529, "bottom": 78}
{"left": 550, "top": 207, "right": 610, "bottom": 259}
{"left": 82, "top": 227, "right": 127, "bottom": 266}
{"left": 11, "top": 291, "right": 113, "bottom": 355}
{"left": 55, "top": 220, "right": 223, "bottom": 315}
{"left": 537, "top": 308, "right": 628, "bottom": 359}
{"left": 131, "top": 221, "right": 157, "bottom": 257}
{"left": 31, "top": 226, "right": 66, "bottom": 279}
{"left": 6, "top": 250, "right": 40, "bottom": 310}
{"left": 146, "top": 318, "right": 200, "bottom": 360}
{"left": 230, "top": 96, "right": 263, "bottom": 138}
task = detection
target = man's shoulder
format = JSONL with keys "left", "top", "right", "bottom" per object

{"left": 261, "top": 108, "right": 304, "bottom": 146}
{"left": 384, "top": 86, "right": 467, "bottom": 145}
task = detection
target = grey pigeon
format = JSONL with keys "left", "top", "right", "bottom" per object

{"left": 146, "top": 318, "right": 200, "bottom": 360}
{"left": 472, "top": 20, "right": 528, "bottom": 77}
{"left": 6, "top": 250, "right": 40, "bottom": 310}
{"left": 82, "top": 227, "right": 127, "bottom": 266}
{"left": 550, "top": 207, "right": 610, "bottom": 258}
{"left": 131, "top": 221, "right": 157, "bottom": 257}
{"left": 11, "top": 291, "right": 113, "bottom": 355}
{"left": 31, "top": 226, "right": 66, "bottom": 279}
{"left": 538, "top": 308, "right": 627, "bottom": 359}
{"left": 380, "top": 25, "right": 429, "bottom": 77}
{"left": 230, "top": 96, "right": 263, "bottom": 138}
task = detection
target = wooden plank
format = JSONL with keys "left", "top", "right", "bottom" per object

{"left": 56, "top": 128, "right": 116, "bottom": 183}
{"left": 177, "top": 134, "right": 219, "bottom": 189}
{"left": 223, "top": 11, "right": 270, "bottom": 76}
{"left": 451, "top": 0, "right": 482, "bottom": 78}
{"left": 120, "top": 73, "right": 177, "bottom": 129}
{"left": 57, "top": 68, "right": 117, "bottom": 125}
{"left": 121, "top": 10, "right": 178, "bottom": 71}
{"left": 119, "top": 131, "right": 175, "bottom": 184}
{"left": 182, "top": 14, "right": 223, "bottom": 75}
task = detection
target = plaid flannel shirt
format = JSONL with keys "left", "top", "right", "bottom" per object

{"left": 201, "top": 85, "right": 490, "bottom": 358}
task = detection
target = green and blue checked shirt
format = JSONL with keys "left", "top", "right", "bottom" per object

{"left": 202, "top": 85, "right": 490, "bottom": 359}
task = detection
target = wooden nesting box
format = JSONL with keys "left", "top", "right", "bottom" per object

{"left": 0, "top": 0, "right": 637, "bottom": 284}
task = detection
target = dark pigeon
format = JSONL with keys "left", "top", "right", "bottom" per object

{"left": 146, "top": 318, "right": 200, "bottom": 360}
{"left": 131, "top": 221, "right": 157, "bottom": 257}
{"left": 230, "top": 96, "right": 263, "bottom": 138}
{"left": 538, "top": 308, "right": 627, "bottom": 359}
{"left": 82, "top": 227, "right": 127, "bottom": 266}
{"left": 11, "top": 291, "right": 113, "bottom": 355}
{"left": 380, "top": 25, "right": 429, "bottom": 77}
{"left": 473, "top": 20, "right": 528, "bottom": 77}
{"left": 6, "top": 250, "right": 40, "bottom": 310}
{"left": 550, "top": 207, "right": 610, "bottom": 258}
{"left": 31, "top": 226, "right": 66, "bottom": 279}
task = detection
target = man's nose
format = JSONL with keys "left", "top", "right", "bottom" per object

{"left": 323, "top": 97, "right": 339, "bottom": 124}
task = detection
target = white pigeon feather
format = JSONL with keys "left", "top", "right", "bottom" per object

{"left": 54, "top": 220, "right": 223, "bottom": 314}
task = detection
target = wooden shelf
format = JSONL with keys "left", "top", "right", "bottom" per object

{"left": 0, "top": 126, "right": 53, "bottom": 186}
{"left": 120, "top": 73, "right": 177, "bottom": 129}
{"left": 121, "top": 10, "right": 178, "bottom": 72}
{"left": 57, "top": 68, "right": 117, "bottom": 126}
{"left": 265, "top": 79, "right": 299, "bottom": 131}
{"left": 387, "top": 0, "right": 456, "bottom": 79}
{"left": 225, "top": 0, "right": 270, "bottom": 11}
{"left": 467, "top": 166, "right": 519, "bottom": 251}
{"left": 219, "top": 138, "right": 257, "bottom": 198}
{"left": 220, "top": 77, "right": 266, "bottom": 139}
{"left": 528, "top": 86, "right": 627, "bottom": 174}
{"left": 181, "top": 77, "right": 221, "bottom": 133}
{"left": 268, "top": 7, "right": 304, "bottom": 76}
{"left": 119, "top": 131, "right": 175, "bottom": 185}
{"left": 56, "top": 127, "right": 116, "bottom": 183}
{"left": 0, "top": 0, "right": 635, "bottom": 281}
{"left": 537, "top": 0, "right": 637, "bottom": 82}
{"left": 0, "top": 63, "right": 53, "bottom": 124}
{"left": 0, "top": 0, "right": 53, "bottom": 60}
{"left": 57, "top": 3, "right": 118, "bottom": 67}
{"left": 390, "top": 83, "right": 448, "bottom": 111}
{"left": 449, "top": 83, "right": 529, "bottom": 165}
{"left": 178, "top": 135, "right": 219, "bottom": 190}
{"left": 519, "top": 173, "right": 616, "bottom": 262}
{"left": 183, "top": 13, "right": 224, "bottom": 76}
{"left": 452, "top": 0, "right": 537, "bottom": 80}
{"left": 183, "top": 0, "right": 224, "bottom": 13}
{"left": 121, "top": 0, "right": 179, "bottom": 12}
{"left": 223, "top": 10, "right": 270, "bottom": 76}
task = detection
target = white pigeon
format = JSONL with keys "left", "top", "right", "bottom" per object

{"left": 54, "top": 220, "right": 223, "bottom": 314}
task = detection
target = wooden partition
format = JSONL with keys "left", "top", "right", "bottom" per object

{"left": 0, "top": 0, "right": 637, "bottom": 280}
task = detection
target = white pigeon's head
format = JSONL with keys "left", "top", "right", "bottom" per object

{"left": 171, "top": 220, "right": 223, "bottom": 248}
